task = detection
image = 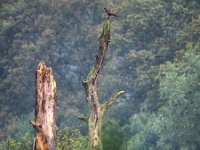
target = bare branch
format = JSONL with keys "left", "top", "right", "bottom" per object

{"left": 102, "top": 91, "right": 125, "bottom": 110}
{"left": 78, "top": 116, "right": 88, "bottom": 123}
{"left": 29, "top": 120, "right": 42, "bottom": 132}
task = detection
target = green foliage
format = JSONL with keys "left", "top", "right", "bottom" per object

{"left": 0, "top": 113, "right": 33, "bottom": 149}
{"left": 157, "top": 42, "right": 200, "bottom": 149}
{"left": 123, "top": 113, "right": 160, "bottom": 150}
{"left": 123, "top": 42, "right": 200, "bottom": 150}
{"left": 0, "top": 126, "right": 87, "bottom": 150}
{"left": 0, "top": 132, "right": 32, "bottom": 150}
{"left": 57, "top": 127, "right": 88, "bottom": 150}
{"left": 102, "top": 119, "right": 124, "bottom": 150}
{"left": 1, "top": 0, "right": 200, "bottom": 149}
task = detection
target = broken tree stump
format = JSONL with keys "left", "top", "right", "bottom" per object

{"left": 31, "top": 61, "right": 57, "bottom": 150}
{"left": 82, "top": 19, "right": 124, "bottom": 150}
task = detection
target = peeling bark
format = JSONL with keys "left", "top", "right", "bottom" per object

{"left": 31, "top": 61, "right": 57, "bottom": 150}
{"left": 83, "top": 19, "right": 124, "bottom": 150}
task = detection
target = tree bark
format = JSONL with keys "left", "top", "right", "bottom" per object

{"left": 82, "top": 19, "right": 124, "bottom": 150}
{"left": 30, "top": 61, "right": 57, "bottom": 150}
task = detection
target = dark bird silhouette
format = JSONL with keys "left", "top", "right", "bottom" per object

{"left": 104, "top": 8, "right": 117, "bottom": 17}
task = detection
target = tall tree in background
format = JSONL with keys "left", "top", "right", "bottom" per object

{"left": 30, "top": 61, "right": 57, "bottom": 150}
{"left": 82, "top": 17, "right": 124, "bottom": 149}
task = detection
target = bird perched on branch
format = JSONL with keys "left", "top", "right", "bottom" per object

{"left": 104, "top": 8, "right": 117, "bottom": 17}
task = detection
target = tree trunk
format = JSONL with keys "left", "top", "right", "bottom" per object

{"left": 82, "top": 19, "right": 124, "bottom": 150}
{"left": 30, "top": 61, "right": 57, "bottom": 150}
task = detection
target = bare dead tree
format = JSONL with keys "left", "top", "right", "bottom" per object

{"left": 30, "top": 61, "right": 57, "bottom": 150}
{"left": 82, "top": 18, "right": 124, "bottom": 150}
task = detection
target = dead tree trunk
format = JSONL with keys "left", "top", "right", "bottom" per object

{"left": 82, "top": 19, "right": 124, "bottom": 150}
{"left": 30, "top": 61, "right": 57, "bottom": 150}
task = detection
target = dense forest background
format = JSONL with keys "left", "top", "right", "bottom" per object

{"left": 0, "top": 0, "right": 200, "bottom": 149}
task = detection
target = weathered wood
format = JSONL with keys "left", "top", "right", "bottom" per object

{"left": 31, "top": 61, "right": 57, "bottom": 150}
{"left": 83, "top": 19, "right": 124, "bottom": 150}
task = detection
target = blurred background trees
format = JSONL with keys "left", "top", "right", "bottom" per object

{"left": 0, "top": 0, "right": 200, "bottom": 149}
